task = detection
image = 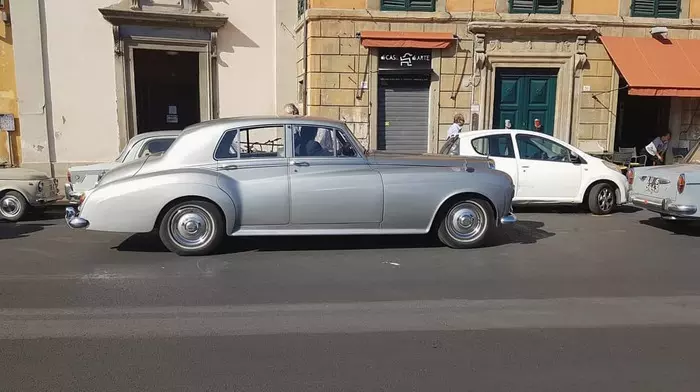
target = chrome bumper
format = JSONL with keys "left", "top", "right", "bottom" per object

{"left": 65, "top": 206, "right": 89, "bottom": 229}
{"left": 500, "top": 212, "right": 517, "bottom": 225}
{"left": 630, "top": 194, "right": 698, "bottom": 216}
{"left": 64, "top": 183, "right": 82, "bottom": 204}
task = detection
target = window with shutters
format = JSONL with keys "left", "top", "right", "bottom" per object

{"left": 381, "top": 0, "right": 436, "bottom": 11}
{"left": 631, "top": 0, "right": 681, "bottom": 18}
{"left": 509, "top": 0, "right": 562, "bottom": 14}
{"left": 297, "top": 0, "right": 306, "bottom": 18}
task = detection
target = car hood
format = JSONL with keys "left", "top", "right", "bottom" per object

{"left": 366, "top": 150, "right": 492, "bottom": 168}
{"left": 0, "top": 167, "right": 51, "bottom": 180}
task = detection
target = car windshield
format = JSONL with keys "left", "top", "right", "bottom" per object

{"left": 683, "top": 140, "right": 700, "bottom": 164}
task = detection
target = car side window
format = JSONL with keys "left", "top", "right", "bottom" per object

{"left": 515, "top": 134, "right": 571, "bottom": 162}
{"left": 471, "top": 135, "right": 515, "bottom": 158}
{"left": 137, "top": 138, "right": 175, "bottom": 158}
{"left": 215, "top": 126, "right": 285, "bottom": 160}
{"left": 293, "top": 126, "right": 358, "bottom": 158}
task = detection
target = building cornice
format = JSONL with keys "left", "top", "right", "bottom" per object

{"left": 99, "top": 3, "right": 228, "bottom": 30}
{"left": 468, "top": 21, "right": 598, "bottom": 36}
{"left": 299, "top": 8, "right": 700, "bottom": 31}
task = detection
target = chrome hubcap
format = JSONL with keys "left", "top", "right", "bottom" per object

{"left": 446, "top": 201, "right": 486, "bottom": 242}
{"left": 168, "top": 205, "right": 214, "bottom": 249}
{"left": 0, "top": 195, "right": 21, "bottom": 218}
{"left": 597, "top": 188, "right": 614, "bottom": 212}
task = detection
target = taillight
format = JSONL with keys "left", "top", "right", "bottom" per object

{"left": 67, "top": 171, "right": 72, "bottom": 183}
{"left": 78, "top": 193, "right": 86, "bottom": 205}
{"left": 678, "top": 173, "right": 686, "bottom": 194}
{"left": 627, "top": 168, "right": 634, "bottom": 185}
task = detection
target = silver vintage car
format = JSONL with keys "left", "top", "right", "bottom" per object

{"left": 65, "top": 116, "right": 516, "bottom": 256}
{"left": 1, "top": 163, "right": 60, "bottom": 221}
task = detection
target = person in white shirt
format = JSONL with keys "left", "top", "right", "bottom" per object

{"left": 447, "top": 113, "right": 465, "bottom": 138}
{"left": 644, "top": 132, "right": 671, "bottom": 166}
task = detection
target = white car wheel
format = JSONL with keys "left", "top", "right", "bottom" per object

{"left": 0, "top": 191, "right": 28, "bottom": 222}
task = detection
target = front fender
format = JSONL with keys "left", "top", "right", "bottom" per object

{"left": 79, "top": 170, "right": 236, "bottom": 233}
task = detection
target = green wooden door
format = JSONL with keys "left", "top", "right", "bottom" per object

{"left": 493, "top": 68, "right": 557, "bottom": 136}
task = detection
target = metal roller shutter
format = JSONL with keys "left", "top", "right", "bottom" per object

{"left": 377, "top": 75, "right": 430, "bottom": 153}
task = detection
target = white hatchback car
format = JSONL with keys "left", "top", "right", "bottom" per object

{"left": 443, "top": 129, "right": 629, "bottom": 215}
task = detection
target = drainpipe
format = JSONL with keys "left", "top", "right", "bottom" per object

{"left": 302, "top": 17, "right": 308, "bottom": 115}
{"left": 38, "top": 0, "right": 56, "bottom": 178}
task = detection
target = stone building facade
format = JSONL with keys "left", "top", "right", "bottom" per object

{"left": 295, "top": 0, "right": 700, "bottom": 159}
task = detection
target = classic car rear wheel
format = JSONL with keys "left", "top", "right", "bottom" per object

{"left": 588, "top": 183, "right": 615, "bottom": 215}
{"left": 438, "top": 198, "right": 494, "bottom": 249}
{"left": 159, "top": 200, "right": 224, "bottom": 256}
{"left": 0, "top": 191, "right": 28, "bottom": 222}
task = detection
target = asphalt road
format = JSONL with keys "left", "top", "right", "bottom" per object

{"left": 1, "top": 206, "right": 700, "bottom": 391}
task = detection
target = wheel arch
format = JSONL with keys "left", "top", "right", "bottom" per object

{"left": 430, "top": 192, "right": 497, "bottom": 232}
{"left": 583, "top": 179, "right": 619, "bottom": 204}
{"left": 154, "top": 195, "right": 231, "bottom": 232}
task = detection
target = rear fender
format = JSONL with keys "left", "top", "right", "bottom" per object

{"left": 79, "top": 170, "right": 236, "bottom": 233}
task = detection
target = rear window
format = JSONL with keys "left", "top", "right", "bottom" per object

{"left": 471, "top": 135, "right": 515, "bottom": 158}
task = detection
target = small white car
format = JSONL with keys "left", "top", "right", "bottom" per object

{"left": 65, "top": 131, "right": 180, "bottom": 203}
{"left": 629, "top": 140, "right": 700, "bottom": 222}
{"left": 443, "top": 129, "right": 629, "bottom": 214}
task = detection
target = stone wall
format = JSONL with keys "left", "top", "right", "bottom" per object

{"left": 575, "top": 41, "right": 615, "bottom": 152}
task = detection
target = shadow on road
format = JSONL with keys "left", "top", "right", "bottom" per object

{"left": 0, "top": 222, "right": 51, "bottom": 240}
{"left": 514, "top": 205, "right": 642, "bottom": 215}
{"left": 491, "top": 220, "right": 556, "bottom": 246}
{"left": 639, "top": 217, "right": 700, "bottom": 237}
{"left": 114, "top": 220, "right": 554, "bottom": 254}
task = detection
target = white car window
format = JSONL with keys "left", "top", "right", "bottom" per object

{"left": 516, "top": 134, "right": 572, "bottom": 162}
{"left": 137, "top": 138, "right": 175, "bottom": 158}
{"left": 471, "top": 135, "right": 515, "bottom": 158}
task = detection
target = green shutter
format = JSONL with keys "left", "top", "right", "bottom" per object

{"left": 657, "top": 0, "right": 681, "bottom": 18}
{"left": 510, "top": 0, "right": 535, "bottom": 13}
{"left": 381, "top": 0, "right": 435, "bottom": 11}
{"left": 510, "top": 0, "right": 561, "bottom": 14}
{"left": 407, "top": 0, "right": 436, "bottom": 11}
{"left": 632, "top": 0, "right": 680, "bottom": 18}
{"left": 381, "top": 0, "right": 408, "bottom": 11}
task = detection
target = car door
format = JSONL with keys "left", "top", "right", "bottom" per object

{"left": 215, "top": 125, "right": 290, "bottom": 226}
{"left": 289, "top": 125, "right": 383, "bottom": 226}
{"left": 468, "top": 133, "right": 519, "bottom": 190}
{"left": 514, "top": 133, "right": 583, "bottom": 201}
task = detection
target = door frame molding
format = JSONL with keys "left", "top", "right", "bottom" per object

{"left": 482, "top": 53, "right": 576, "bottom": 142}
{"left": 121, "top": 36, "right": 213, "bottom": 140}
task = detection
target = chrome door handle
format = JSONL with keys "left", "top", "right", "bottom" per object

{"left": 219, "top": 164, "right": 238, "bottom": 171}
{"left": 290, "top": 160, "right": 310, "bottom": 167}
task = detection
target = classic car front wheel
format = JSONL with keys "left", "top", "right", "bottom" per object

{"left": 0, "top": 191, "right": 28, "bottom": 222}
{"left": 438, "top": 198, "right": 494, "bottom": 249}
{"left": 159, "top": 200, "right": 225, "bottom": 256}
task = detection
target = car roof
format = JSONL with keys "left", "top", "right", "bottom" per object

{"left": 186, "top": 115, "right": 348, "bottom": 131}
{"left": 129, "top": 130, "right": 182, "bottom": 143}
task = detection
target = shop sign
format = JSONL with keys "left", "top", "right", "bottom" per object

{"left": 379, "top": 49, "right": 432, "bottom": 70}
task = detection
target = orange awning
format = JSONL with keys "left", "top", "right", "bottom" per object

{"left": 359, "top": 31, "right": 455, "bottom": 49}
{"left": 600, "top": 36, "right": 700, "bottom": 97}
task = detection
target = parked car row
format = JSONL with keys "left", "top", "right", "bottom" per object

{"left": 3, "top": 115, "right": 698, "bottom": 256}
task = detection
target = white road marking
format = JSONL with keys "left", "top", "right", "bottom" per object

{"left": 2, "top": 296, "right": 700, "bottom": 339}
